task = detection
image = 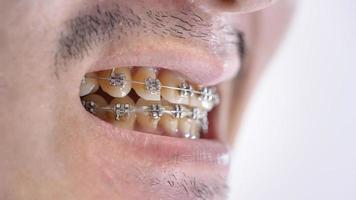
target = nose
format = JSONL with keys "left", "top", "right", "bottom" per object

{"left": 194, "top": 0, "right": 277, "bottom": 13}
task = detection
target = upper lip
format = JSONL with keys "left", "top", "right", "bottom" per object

{"left": 89, "top": 38, "right": 240, "bottom": 86}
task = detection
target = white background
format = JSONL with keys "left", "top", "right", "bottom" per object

{"left": 229, "top": 1, "right": 356, "bottom": 200}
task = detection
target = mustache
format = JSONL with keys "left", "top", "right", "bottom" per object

{"left": 54, "top": 3, "right": 244, "bottom": 67}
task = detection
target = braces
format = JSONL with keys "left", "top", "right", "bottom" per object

{"left": 81, "top": 100, "right": 209, "bottom": 133}
{"left": 84, "top": 68, "right": 220, "bottom": 105}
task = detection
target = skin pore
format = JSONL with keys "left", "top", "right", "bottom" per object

{"left": 0, "top": 0, "right": 295, "bottom": 199}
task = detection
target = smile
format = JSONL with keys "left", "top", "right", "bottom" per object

{"left": 80, "top": 66, "right": 219, "bottom": 139}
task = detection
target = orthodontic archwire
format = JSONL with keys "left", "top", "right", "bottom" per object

{"left": 83, "top": 68, "right": 220, "bottom": 105}
{"left": 81, "top": 100, "right": 209, "bottom": 133}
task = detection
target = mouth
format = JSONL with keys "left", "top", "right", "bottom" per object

{"left": 80, "top": 66, "right": 219, "bottom": 140}
{"left": 78, "top": 59, "right": 234, "bottom": 166}
{"left": 54, "top": 1, "right": 243, "bottom": 198}
{"left": 76, "top": 49, "right": 241, "bottom": 169}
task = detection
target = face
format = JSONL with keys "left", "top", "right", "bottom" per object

{"left": 0, "top": 0, "right": 295, "bottom": 199}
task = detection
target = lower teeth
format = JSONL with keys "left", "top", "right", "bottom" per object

{"left": 80, "top": 67, "right": 219, "bottom": 139}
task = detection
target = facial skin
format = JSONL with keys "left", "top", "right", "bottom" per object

{"left": 0, "top": 0, "right": 294, "bottom": 199}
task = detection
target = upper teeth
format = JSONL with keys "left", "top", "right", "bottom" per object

{"left": 109, "top": 71, "right": 127, "bottom": 88}
{"left": 82, "top": 67, "right": 219, "bottom": 110}
{"left": 179, "top": 82, "right": 194, "bottom": 97}
{"left": 144, "top": 77, "right": 161, "bottom": 95}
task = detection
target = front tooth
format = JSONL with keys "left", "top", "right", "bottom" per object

{"left": 98, "top": 67, "right": 132, "bottom": 97}
{"left": 81, "top": 94, "right": 108, "bottom": 121}
{"left": 136, "top": 98, "right": 162, "bottom": 134}
{"left": 108, "top": 96, "right": 136, "bottom": 129}
{"left": 158, "top": 70, "right": 190, "bottom": 105}
{"left": 80, "top": 72, "right": 99, "bottom": 97}
{"left": 132, "top": 67, "right": 161, "bottom": 101}
{"left": 178, "top": 118, "right": 201, "bottom": 139}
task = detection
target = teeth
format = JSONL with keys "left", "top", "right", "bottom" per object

{"left": 158, "top": 70, "right": 190, "bottom": 105}
{"left": 198, "top": 86, "right": 218, "bottom": 110}
{"left": 159, "top": 114, "right": 179, "bottom": 137}
{"left": 98, "top": 67, "right": 132, "bottom": 97}
{"left": 190, "top": 85, "right": 217, "bottom": 111}
{"left": 108, "top": 96, "right": 136, "bottom": 129}
{"left": 159, "top": 70, "right": 217, "bottom": 111}
{"left": 79, "top": 72, "right": 99, "bottom": 97}
{"left": 81, "top": 94, "right": 108, "bottom": 121}
{"left": 178, "top": 118, "right": 201, "bottom": 139}
{"left": 158, "top": 102, "right": 179, "bottom": 137}
{"left": 80, "top": 67, "right": 219, "bottom": 139}
{"left": 132, "top": 67, "right": 161, "bottom": 101}
{"left": 135, "top": 98, "right": 162, "bottom": 134}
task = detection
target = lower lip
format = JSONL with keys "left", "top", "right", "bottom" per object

{"left": 91, "top": 113, "right": 230, "bottom": 167}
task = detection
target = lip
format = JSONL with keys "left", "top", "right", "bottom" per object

{"left": 83, "top": 108, "right": 230, "bottom": 166}
{"left": 88, "top": 34, "right": 240, "bottom": 86}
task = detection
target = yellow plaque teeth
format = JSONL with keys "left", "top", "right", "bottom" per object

{"left": 98, "top": 68, "right": 132, "bottom": 97}
{"left": 132, "top": 67, "right": 161, "bottom": 101}
{"left": 80, "top": 66, "right": 219, "bottom": 139}
{"left": 108, "top": 96, "right": 136, "bottom": 129}
{"left": 79, "top": 72, "right": 99, "bottom": 97}
{"left": 159, "top": 69, "right": 190, "bottom": 105}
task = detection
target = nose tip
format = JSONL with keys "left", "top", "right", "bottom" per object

{"left": 194, "top": 0, "right": 277, "bottom": 13}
